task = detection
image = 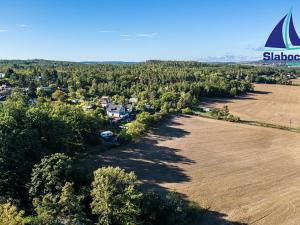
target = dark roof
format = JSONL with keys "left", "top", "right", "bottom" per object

{"left": 106, "top": 103, "right": 124, "bottom": 112}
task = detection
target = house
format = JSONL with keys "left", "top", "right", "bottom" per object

{"left": 100, "top": 96, "right": 111, "bottom": 107}
{"left": 0, "top": 73, "right": 5, "bottom": 78}
{"left": 0, "top": 84, "right": 11, "bottom": 97}
{"left": 129, "top": 97, "right": 138, "bottom": 104}
{"left": 16, "top": 87, "right": 29, "bottom": 95}
{"left": 106, "top": 103, "right": 126, "bottom": 118}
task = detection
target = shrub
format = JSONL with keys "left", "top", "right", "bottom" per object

{"left": 181, "top": 107, "right": 192, "bottom": 114}
{"left": 124, "top": 121, "right": 146, "bottom": 138}
{"left": 226, "top": 114, "right": 240, "bottom": 122}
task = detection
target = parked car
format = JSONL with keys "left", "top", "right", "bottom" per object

{"left": 99, "top": 131, "right": 120, "bottom": 147}
{"left": 100, "top": 131, "right": 113, "bottom": 138}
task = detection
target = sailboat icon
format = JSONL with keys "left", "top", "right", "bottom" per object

{"left": 265, "top": 9, "right": 300, "bottom": 50}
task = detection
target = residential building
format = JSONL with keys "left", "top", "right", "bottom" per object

{"left": 106, "top": 103, "right": 126, "bottom": 118}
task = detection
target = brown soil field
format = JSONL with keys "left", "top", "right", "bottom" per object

{"left": 81, "top": 115, "right": 300, "bottom": 225}
{"left": 200, "top": 83, "right": 300, "bottom": 128}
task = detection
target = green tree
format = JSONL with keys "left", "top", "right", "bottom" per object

{"left": 140, "top": 191, "right": 188, "bottom": 225}
{"left": 58, "top": 182, "right": 89, "bottom": 225}
{"left": 0, "top": 93, "right": 41, "bottom": 204}
{"left": 30, "top": 153, "right": 72, "bottom": 199}
{"left": 91, "top": 167, "right": 142, "bottom": 225}
{"left": 5, "top": 68, "right": 14, "bottom": 78}
{"left": 0, "top": 202, "right": 24, "bottom": 225}
{"left": 30, "top": 153, "right": 73, "bottom": 223}
{"left": 51, "top": 90, "right": 67, "bottom": 102}
{"left": 111, "top": 94, "right": 126, "bottom": 104}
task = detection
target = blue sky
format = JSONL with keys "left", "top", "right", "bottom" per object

{"left": 0, "top": 0, "right": 300, "bottom": 61}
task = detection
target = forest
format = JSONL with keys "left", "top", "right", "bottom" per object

{"left": 0, "top": 60, "right": 298, "bottom": 225}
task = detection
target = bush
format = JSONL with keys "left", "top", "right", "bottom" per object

{"left": 181, "top": 107, "right": 192, "bottom": 114}
{"left": 136, "top": 112, "right": 151, "bottom": 125}
{"left": 226, "top": 114, "right": 240, "bottom": 122}
{"left": 124, "top": 121, "right": 146, "bottom": 138}
{"left": 91, "top": 167, "right": 142, "bottom": 225}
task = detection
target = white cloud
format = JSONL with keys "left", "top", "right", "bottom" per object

{"left": 120, "top": 34, "right": 130, "bottom": 37}
{"left": 99, "top": 30, "right": 116, "bottom": 33}
{"left": 0, "top": 29, "right": 7, "bottom": 33}
{"left": 19, "top": 24, "right": 28, "bottom": 28}
{"left": 122, "top": 38, "right": 132, "bottom": 41}
{"left": 137, "top": 32, "right": 158, "bottom": 38}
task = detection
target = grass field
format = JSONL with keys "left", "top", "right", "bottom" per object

{"left": 200, "top": 83, "right": 300, "bottom": 128}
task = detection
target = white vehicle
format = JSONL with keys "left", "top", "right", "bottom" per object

{"left": 100, "top": 131, "right": 114, "bottom": 138}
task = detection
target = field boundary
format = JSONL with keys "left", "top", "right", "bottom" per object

{"left": 190, "top": 107, "right": 300, "bottom": 133}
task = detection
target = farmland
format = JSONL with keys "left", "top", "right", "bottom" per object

{"left": 201, "top": 82, "right": 300, "bottom": 128}
{"left": 83, "top": 82, "right": 300, "bottom": 224}
{"left": 91, "top": 115, "right": 300, "bottom": 224}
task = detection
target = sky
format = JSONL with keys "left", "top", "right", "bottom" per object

{"left": 1, "top": 0, "right": 300, "bottom": 62}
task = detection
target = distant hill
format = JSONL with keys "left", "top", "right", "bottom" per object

{"left": 0, "top": 59, "right": 141, "bottom": 66}
{"left": 0, "top": 59, "right": 76, "bottom": 66}
{"left": 79, "top": 61, "right": 140, "bottom": 65}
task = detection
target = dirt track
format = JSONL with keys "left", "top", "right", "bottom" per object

{"left": 200, "top": 83, "right": 300, "bottom": 128}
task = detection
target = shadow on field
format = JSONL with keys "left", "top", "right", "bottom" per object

{"left": 251, "top": 90, "right": 272, "bottom": 95}
{"left": 76, "top": 115, "right": 194, "bottom": 188}
{"left": 75, "top": 115, "right": 248, "bottom": 225}
{"left": 199, "top": 90, "right": 272, "bottom": 106}
{"left": 198, "top": 209, "right": 248, "bottom": 225}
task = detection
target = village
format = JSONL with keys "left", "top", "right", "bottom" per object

{"left": 0, "top": 71, "right": 143, "bottom": 146}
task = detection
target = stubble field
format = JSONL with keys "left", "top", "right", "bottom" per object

{"left": 83, "top": 83, "right": 300, "bottom": 224}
